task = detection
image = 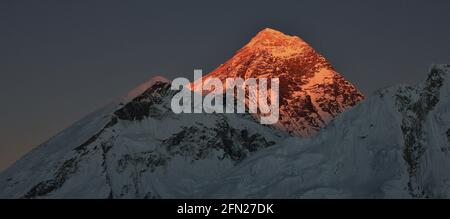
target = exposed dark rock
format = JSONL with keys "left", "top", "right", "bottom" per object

{"left": 396, "top": 66, "right": 445, "bottom": 198}
{"left": 117, "top": 152, "right": 169, "bottom": 174}
{"left": 23, "top": 158, "right": 79, "bottom": 199}
{"left": 114, "top": 82, "right": 173, "bottom": 121}
{"left": 163, "top": 118, "right": 275, "bottom": 162}
{"left": 447, "top": 129, "right": 450, "bottom": 145}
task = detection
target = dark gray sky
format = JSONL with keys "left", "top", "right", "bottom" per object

{"left": 1, "top": 0, "right": 449, "bottom": 171}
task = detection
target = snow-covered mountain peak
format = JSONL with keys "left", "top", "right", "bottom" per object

{"left": 245, "top": 28, "right": 308, "bottom": 57}
{"left": 200, "top": 29, "right": 364, "bottom": 136}
{"left": 120, "top": 76, "right": 170, "bottom": 103}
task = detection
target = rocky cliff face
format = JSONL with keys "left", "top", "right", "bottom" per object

{"left": 197, "top": 28, "right": 364, "bottom": 136}
{"left": 395, "top": 66, "right": 449, "bottom": 197}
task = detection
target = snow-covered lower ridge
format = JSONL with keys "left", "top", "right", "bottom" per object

{"left": 0, "top": 77, "right": 287, "bottom": 198}
{"left": 1, "top": 65, "right": 449, "bottom": 199}
{"left": 203, "top": 64, "right": 450, "bottom": 198}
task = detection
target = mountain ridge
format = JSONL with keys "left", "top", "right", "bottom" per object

{"left": 1, "top": 65, "right": 448, "bottom": 198}
{"left": 199, "top": 64, "right": 450, "bottom": 198}
{"left": 9, "top": 29, "right": 446, "bottom": 199}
